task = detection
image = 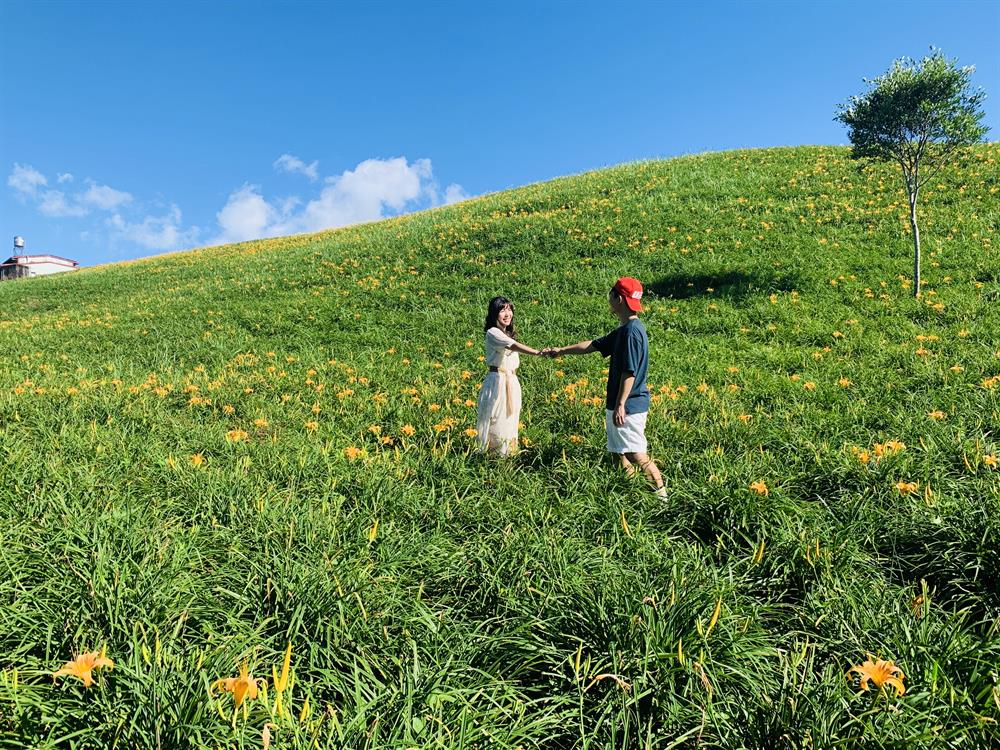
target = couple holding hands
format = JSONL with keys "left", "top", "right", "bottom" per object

{"left": 476, "top": 277, "right": 666, "bottom": 498}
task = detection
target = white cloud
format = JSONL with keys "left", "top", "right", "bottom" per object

{"left": 273, "top": 153, "right": 319, "bottom": 182}
{"left": 215, "top": 185, "right": 282, "bottom": 243}
{"left": 8, "top": 163, "right": 48, "bottom": 197}
{"left": 108, "top": 205, "right": 199, "bottom": 251}
{"left": 9, "top": 165, "right": 136, "bottom": 219}
{"left": 38, "top": 190, "right": 89, "bottom": 218}
{"left": 82, "top": 182, "right": 132, "bottom": 210}
{"left": 7, "top": 162, "right": 199, "bottom": 256}
{"left": 443, "top": 183, "right": 469, "bottom": 205}
{"left": 289, "top": 157, "right": 433, "bottom": 233}
{"left": 215, "top": 156, "right": 444, "bottom": 243}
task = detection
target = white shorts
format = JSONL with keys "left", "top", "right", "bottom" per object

{"left": 605, "top": 410, "right": 648, "bottom": 454}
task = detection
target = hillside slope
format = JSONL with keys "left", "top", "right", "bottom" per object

{"left": 1, "top": 145, "right": 998, "bottom": 748}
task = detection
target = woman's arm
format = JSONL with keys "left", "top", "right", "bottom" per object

{"left": 508, "top": 340, "right": 541, "bottom": 356}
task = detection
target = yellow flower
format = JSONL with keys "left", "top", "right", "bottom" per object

{"left": 838, "top": 378, "right": 852, "bottom": 388}
{"left": 52, "top": 647, "right": 114, "bottom": 687}
{"left": 464, "top": 428, "right": 478, "bottom": 438}
{"left": 304, "top": 420, "right": 318, "bottom": 431}
{"left": 847, "top": 656, "right": 906, "bottom": 696}
{"left": 927, "top": 410, "right": 946, "bottom": 420}
{"left": 401, "top": 424, "right": 416, "bottom": 437}
{"left": 984, "top": 454, "right": 998, "bottom": 468}
{"left": 344, "top": 446, "right": 362, "bottom": 460}
{"left": 226, "top": 429, "right": 248, "bottom": 443}
{"left": 569, "top": 434, "right": 583, "bottom": 444}
{"left": 212, "top": 662, "right": 261, "bottom": 709}
{"left": 896, "top": 481, "right": 919, "bottom": 495}
{"left": 190, "top": 453, "right": 205, "bottom": 467}
{"left": 749, "top": 481, "right": 769, "bottom": 496}
{"left": 271, "top": 643, "right": 292, "bottom": 716}
{"left": 803, "top": 381, "right": 816, "bottom": 391}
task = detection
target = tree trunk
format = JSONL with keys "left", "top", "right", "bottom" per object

{"left": 909, "top": 193, "right": 921, "bottom": 298}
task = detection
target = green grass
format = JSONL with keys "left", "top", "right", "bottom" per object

{"left": 1, "top": 144, "right": 998, "bottom": 748}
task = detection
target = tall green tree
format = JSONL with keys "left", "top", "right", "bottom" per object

{"left": 836, "top": 50, "right": 987, "bottom": 297}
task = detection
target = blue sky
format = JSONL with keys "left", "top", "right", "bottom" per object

{"left": 2, "top": 0, "right": 997, "bottom": 267}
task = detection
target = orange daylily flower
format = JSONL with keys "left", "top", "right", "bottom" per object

{"left": 846, "top": 656, "right": 906, "bottom": 696}
{"left": 212, "top": 662, "right": 262, "bottom": 709}
{"left": 749, "top": 481, "right": 769, "bottom": 496}
{"left": 53, "top": 647, "right": 114, "bottom": 687}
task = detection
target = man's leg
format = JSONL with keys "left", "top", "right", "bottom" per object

{"left": 615, "top": 452, "right": 635, "bottom": 476}
{"left": 626, "top": 451, "right": 666, "bottom": 496}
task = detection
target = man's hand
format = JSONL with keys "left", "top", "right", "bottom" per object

{"left": 613, "top": 404, "right": 626, "bottom": 426}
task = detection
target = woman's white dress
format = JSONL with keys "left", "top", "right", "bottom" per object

{"left": 476, "top": 327, "right": 521, "bottom": 455}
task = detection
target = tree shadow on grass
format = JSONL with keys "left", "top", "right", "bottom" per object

{"left": 646, "top": 270, "right": 802, "bottom": 301}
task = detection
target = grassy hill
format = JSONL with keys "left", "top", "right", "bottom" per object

{"left": 1, "top": 144, "right": 998, "bottom": 748}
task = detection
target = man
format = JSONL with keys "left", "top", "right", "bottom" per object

{"left": 543, "top": 277, "right": 666, "bottom": 498}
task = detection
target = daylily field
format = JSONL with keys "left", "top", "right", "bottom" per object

{"left": 1, "top": 145, "right": 999, "bottom": 748}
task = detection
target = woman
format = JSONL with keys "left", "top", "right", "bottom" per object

{"left": 476, "top": 296, "right": 542, "bottom": 455}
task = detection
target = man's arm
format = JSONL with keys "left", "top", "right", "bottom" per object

{"left": 545, "top": 340, "right": 597, "bottom": 357}
{"left": 613, "top": 371, "right": 635, "bottom": 426}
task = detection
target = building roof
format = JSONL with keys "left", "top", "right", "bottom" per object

{"left": 1, "top": 254, "right": 79, "bottom": 267}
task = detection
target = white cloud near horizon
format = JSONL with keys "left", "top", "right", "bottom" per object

{"left": 444, "top": 183, "right": 469, "bottom": 204}
{"left": 108, "top": 205, "right": 200, "bottom": 250}
{"left": 273, "top": 154, "right": 319, "bottom": 182}
{"left": 7, "top": 157, "right": 468, "bottom": 256}
{"left": 7, "top": 163, "right": 197, "bottom": 253}
{"left": 215, "top": 156, "right": 469, "bottom": 244}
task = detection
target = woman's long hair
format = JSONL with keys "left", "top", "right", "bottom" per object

{"left": 484, "top": 296, "right": 517, "bottom": 340}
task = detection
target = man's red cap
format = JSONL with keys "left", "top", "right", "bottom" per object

{"left": 613, "top": 277, "right": 644, "bottom": 312}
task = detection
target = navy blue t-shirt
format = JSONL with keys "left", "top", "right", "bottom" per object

{"left": 592, "top": 318, "right": 650, "bottom": 414}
